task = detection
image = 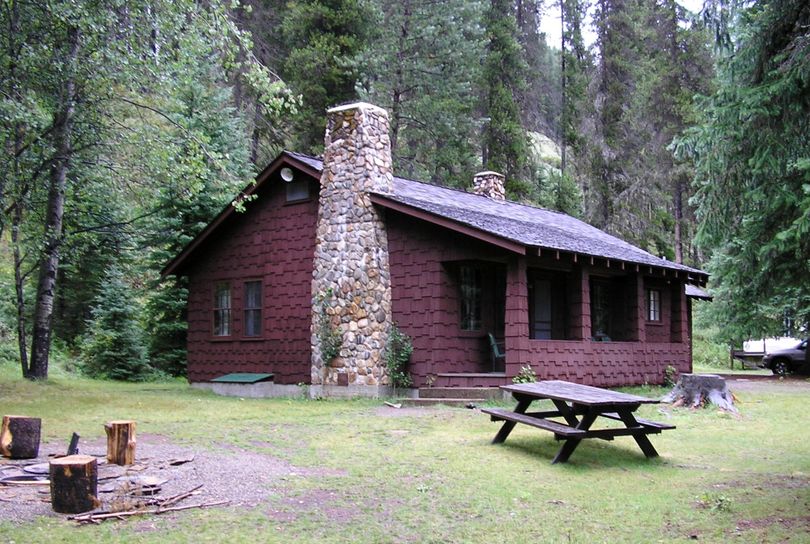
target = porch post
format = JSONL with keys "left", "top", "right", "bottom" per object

{"left": 670, "top": 282, "right": 687, "bottom": 344}
{"left": 504, "top": 255, "right": 529, "bottom": 378}
{"left": 569, "top": 266, "right": 590, "bottom": 340}
{"left": 632, "top": 274, "right": 646, "bottom": 342}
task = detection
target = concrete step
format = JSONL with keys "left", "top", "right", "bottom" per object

{"left": 398, "top": 398, "right": 486, "bottom": 408}
{"left": 418, "top": 387, "right": 503, "bottom": 400}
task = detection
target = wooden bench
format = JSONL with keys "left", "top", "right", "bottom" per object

{"left": 600, "top": 412, "right": 676, "bottom": 432}
{"left": 481, "top": 408, "right": 586, "bottom": 438}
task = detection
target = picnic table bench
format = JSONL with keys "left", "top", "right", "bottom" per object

{"left": 482, "top": 380, "right": 674, "bottom": 463}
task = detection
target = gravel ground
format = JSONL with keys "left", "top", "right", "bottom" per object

{"left": 722, "top": 374, "right": 810, "bottom": 394}
{"left": 0, "top": 434, "right": 337, "bottom": 524}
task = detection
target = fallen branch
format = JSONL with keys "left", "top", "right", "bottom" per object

{"left": 69, "top": 499, "right": 229, "bottom": 524}
{"left": 158, "top": 484, "right": 203, "bottom": 507}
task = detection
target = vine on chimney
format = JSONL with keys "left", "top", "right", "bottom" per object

{"left": 315, "top": 288, "right": 342, "bottom": 364}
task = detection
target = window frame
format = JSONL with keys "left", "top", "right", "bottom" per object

{"left": 212, "top": 281, "right": 232, "bottom": 337}
{"left": 646, "top": 288, "right": 661, "bottom": 322}
{"left": 285, "top": 177, "right": 310, "bottom": 203}
{"left": 459, "top": 264, "right": 483, "bottom": 332}
{"left": 242, "top": 280, "right": 263, "bottom": 338}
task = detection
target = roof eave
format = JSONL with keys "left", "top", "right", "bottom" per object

{"left": 161, "top": 152, "right": 321, "bottom": 277}
{"left": 368, "top": 193, "right": 527, "bottom": 255}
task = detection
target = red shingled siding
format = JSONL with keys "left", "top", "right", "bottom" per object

{"left": 184, "top": 174, "right": 318, "bottom": 384}
{"left": 387, "top": 210, "right": 692, "bottom": 388}
{"left": 386, "top": 211, "right": 511, "bottom": 383}
{"left": 523, "top": 340, "right": 690, "bottom": 387}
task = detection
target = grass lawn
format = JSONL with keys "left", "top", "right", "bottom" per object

{"left": 1, "top": 362, "right": 808, "bottom": 543}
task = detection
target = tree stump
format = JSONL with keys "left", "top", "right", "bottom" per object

{"left": 49, "top": 454, "right": 100, "bottom": 514}
{"left": 662, "top": 373, "right": 736, "bottom": 412}
{"left": 0, "top": 415, "right": 42, "bottom": 459}
{"left": 105, "top": 420, "right": 136, "bottom": 465}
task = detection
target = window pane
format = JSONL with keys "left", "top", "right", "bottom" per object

{"left": 460, "top": 265, "right": 482, "bottom": 331}
{"left": 286, "top": 180, "right": 309, "bottom": 201}
{"left": 244, "top": 281, "right": 262, "bottom": 337}
{"left": 590, "top": 280, "right": 611, "bottom": 339}
{"left": 531, "top": 278, "right": 552, "bottom": 339}
{"left": 647, "top": 289, "right": 660, "bottom": 321}
{"left": 213, "top": 283, "right": 231, "bottom": 336}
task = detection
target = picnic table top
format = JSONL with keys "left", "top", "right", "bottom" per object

{"left": 501, "top": 380, "right": 660, "bottom": 407}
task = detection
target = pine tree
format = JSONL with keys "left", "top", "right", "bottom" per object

{"left": 677, "top": 0, "right": 810, "bottom": 340}
{"left": 80, "top": 266, "right": 150, "bottom": 381}
{"left": 359, "top": 0, "right": 484, "bottom": 187}
{"left": 281, "top": 0, "right": 374, "bottom": 154}
{"left": 483, "top": 0, "right": 530, "bottom": 196}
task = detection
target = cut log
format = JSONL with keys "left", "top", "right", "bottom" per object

{"left": 662, "top": 373, "right": 736, "bottom": 412}
{"left": 104, "top": 420, "right": 136, "bottom": 466}
{"left": 0, "top": 415, "right": 42, "bottom": 459}
{"left": 49, "top": 454, "right": 100, "bottom": 514}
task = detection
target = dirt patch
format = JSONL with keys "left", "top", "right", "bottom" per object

{"left": 734, "top": 515, "right": 810, "bottom": 533}
{"left": 0, "top": 434, "right": 342, "bottom": 524}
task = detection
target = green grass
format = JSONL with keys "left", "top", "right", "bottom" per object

{"left": 1, "top": 361, "right": 809, "bottom": 543}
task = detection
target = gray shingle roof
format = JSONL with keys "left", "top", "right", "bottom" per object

{"left": 285, "top": 151, "right": 706, "bottom": 278}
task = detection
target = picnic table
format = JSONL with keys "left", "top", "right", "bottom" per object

{"left": 482, "top": 380, "right": 674, "bottom": 464}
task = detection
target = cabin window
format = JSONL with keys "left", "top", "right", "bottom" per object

{"left": 646, "top": 289, "right": 661, "bottom": 322}
{"left": 213, "top": 282, "right": 231, "bottom": 336}
{"left": 589, "top": 277, "right": 630, "bottom": 341}
{"left": 459, "top": 265, "right": 482, "bottom": 331}
{"left": 528, "top": 270, "right": 569, "bottom": 340}
{"left": 243, "top": 281, "right": 262, "bottom": 337}
{"left": 285, "top": 179, "right": 310, "bottom": 202}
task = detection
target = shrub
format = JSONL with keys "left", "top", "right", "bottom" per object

{"left": 385, "top": 323, "right": 413, "bottom": 389}
{"left": 314, "top": 289, "right": 342, "bottom": 364}
{"left": 512, "top": 364, "right": 537, "bottom": 384}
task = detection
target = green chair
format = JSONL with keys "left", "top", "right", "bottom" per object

{"left": 488, "top": 333, "right": 506, "bottom": 372}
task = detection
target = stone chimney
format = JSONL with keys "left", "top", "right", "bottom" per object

{"left": 472, "top": 171, "right": 506, "bottom": 200}
{"left": 310, "top": 103, "right": 394, "bottom": 397}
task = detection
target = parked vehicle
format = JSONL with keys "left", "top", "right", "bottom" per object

{"left": 761, "top": 339, "right": 808, "bottom": 376}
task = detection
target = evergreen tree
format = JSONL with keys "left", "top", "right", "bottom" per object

{"left": 677, "top": 0, "right": 810, "bottom": 340}
{"left": 281, "top": 0, "right": 374, "bottom": 154}
{"left": 0, "top": 0, "right": 293, "bottom": 380}
{"left": 359, "top": 0, "right": 484, "bottom": 187}
{"left": 80, "top": 266, "right": 150, "bottom": 381}
{"left": 483, "top": 0, "right": 530, "bottom": 196}
{"left": 515, "top": 0, "right": 561, "bottom": 138}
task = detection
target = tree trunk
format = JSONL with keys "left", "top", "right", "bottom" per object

{"left": 12, "top": 204, "right": 29, "bottom": 377}
{"left": 28, "top": 24, "right": 80, "bottom": 380}
{"left": 105, "top": 420, "right": 137, "bottom": 465}
{"left": 49, "top": 455, "right": 100, "bottom": 514}
{"left": 0, "top": 415, "right": 41, "bottom": 459}
{"left": 560, "top": 0, "right": 567, "bottom": 174}
{"left": 662, "top": 373, "right": 737, "bottom": 412}
{"left": 674, "top": 176, "right": 684, "bottom": 264}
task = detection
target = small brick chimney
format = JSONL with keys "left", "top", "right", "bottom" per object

{"left": 473, "top": 171, "right": 506, "bottom": 201}
{"left": 310, "top": 103, "right": 394, "bottom": 397}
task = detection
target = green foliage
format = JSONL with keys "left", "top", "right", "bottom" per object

{"left": 282, "top": 0, "right": 374, "bottom": 153}
{"left": 676, "top": 0, "right": 810, "bottom": 339}
{"left": 512, "top": 364, "right": 537, "bottom": 384}
{"left": 359, "top": 0, "right": 484, "bottom": 188}
{"left": 483, "top": 0, "right": 529, "bottom": 193}
{"left": 384, "top": 323, "right": 413, "bottom": 389}
{"left": 315, "top": 289, "right": 342, "bottom": 365}
{"left": 79, "top": 266, "right": 152, "bottom": 381}
{"left": 663, "top": 365, "right": 679, "bottom": 388}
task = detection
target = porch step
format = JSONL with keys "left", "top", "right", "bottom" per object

{"left": 418, "top": 387, "right": 503, "bottom": 400}
{"left": 433, "top": 372, "right": 508, "bottom": 388}
{"left": 398, "top": 397, "right": 486, "bottom": 408}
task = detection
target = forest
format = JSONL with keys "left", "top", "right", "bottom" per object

{"left": 0, "top": 0, "right": 808, "bottom": 380}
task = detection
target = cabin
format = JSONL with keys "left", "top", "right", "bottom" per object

{"left": 164, "top": 102, "right": 709, "bottom": 398}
